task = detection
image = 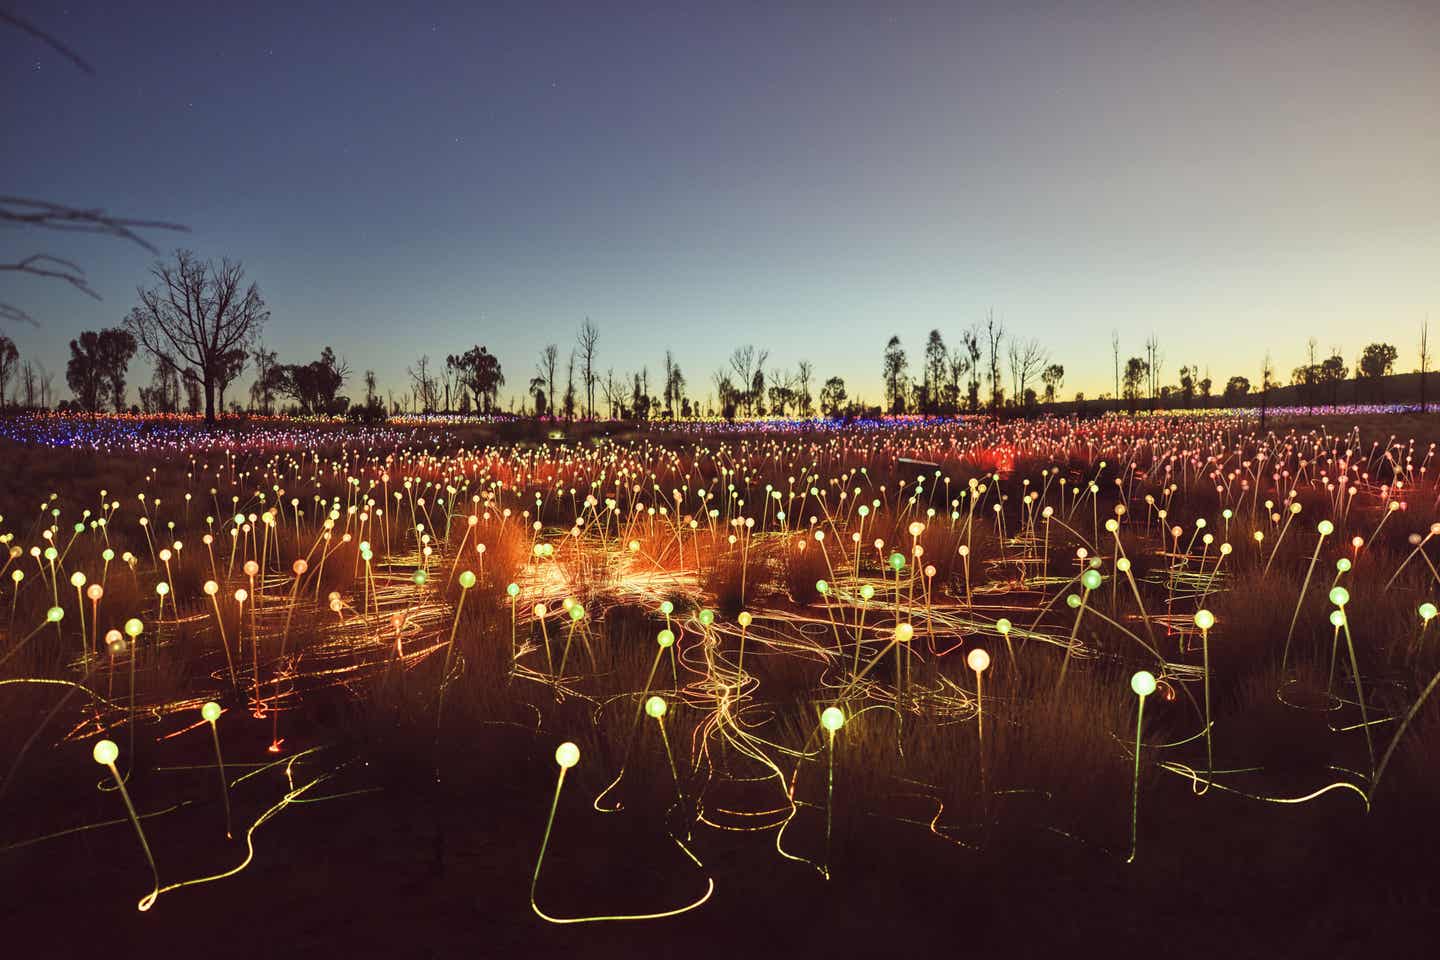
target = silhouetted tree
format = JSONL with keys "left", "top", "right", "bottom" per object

{"left": 446, "top": 346, "right": 504, "bottom": 413}
{"left": 820, "top": 376, "right": 847, "bottom": 417}
{"left": 576, "top": 320, "right": 599, "bottom": 418}
{"left": 883, "top": 335, "right": 907, "bottom": 414}
{"left": 1358, "top": 342, "right": 1398, "bottom": 401}
{"left": 1123, "top": 356, "right": 1148, "bottom": 414}
{"left": 65, "top": 327, "right": 136, "bottom": 411}
{"left": 1041, "top": 363, "right": 1064, "bottom": 404}
{"left": 125, "top": 249, "right": 268, "bottom": 423}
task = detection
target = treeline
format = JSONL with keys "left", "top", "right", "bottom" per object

{"left": 6, "top": 246, "right": 1437, "bottom": 423}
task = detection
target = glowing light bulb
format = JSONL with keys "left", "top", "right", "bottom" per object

{"left": 737, "top": 611, "right": 752, "bottom": 627}
{"left": 1081, "top": 569, "right": 1102, "bottom": 591}
{"left": 93, "top": 739, "right": 119, "bottom": 766}
{"left": 820, "top": 706, "right": 844, "bottom": 732}
{"left": 458, "top": 570, "right": 476, "bottom": 589}
{"left": 645, "top": 695, "right": 668, "bottom": 718}
{"left": 201, "top": 701, "right": 221, "bottom": 723}
{"left": 657, "top": 628, "right": 675, "bottom": 648}
{"left": 1194, "top": 609, "right": 1215, "bottom": 631}
{"left": 1131, "top": 671, "right": 1157, "bottom": 697}
{"left": 1420, "top": 603, "right": 1437, "bottom": 622}
{"left": 967, "top": 648, "right": 990, "bottom": 672}
{"left": 554, "top": 742, "right": 580, "bottom": 768}
{"left": 1329, "top": 587, "right": 1349, "bottom": 607}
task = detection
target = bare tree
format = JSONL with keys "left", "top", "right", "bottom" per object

{"left": 985, "top": 309, "right": 1005, "bottom": 412}
{"left": 1009, "top": 337, "right": 1049, "bottom": 410}
{"left": 576, "top": 319, "right": 599, "bottom": 418}
{"left": 407, "top": 355, "right": 439, "bottom": 413}
{"left": 796, "top": 360, "right": 814, "bottom": 416}
{"left": 125, "top": 250, "right": 268, "bottom": 422}
{"left": 1111, "top": 330, "right": 1121, "bottom": 409}
{"left": 537, "top": 344, "right": 559, "bottom": 417}
{"left": 1420, "top": 318, "right": 1431, "bottom": 414}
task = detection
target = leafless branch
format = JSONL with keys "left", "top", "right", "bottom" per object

{"left": 0, "top": 8, "right": 94, "bottom": 74}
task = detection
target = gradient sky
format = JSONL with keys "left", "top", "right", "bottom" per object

{"left": 3, "top": 1, "right": 1437, "bottom": 409}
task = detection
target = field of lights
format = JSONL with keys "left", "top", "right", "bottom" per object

{"left": 3, "top": 411, "right": 1439, "bottom": 955}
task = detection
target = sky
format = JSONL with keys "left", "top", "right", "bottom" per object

{"left": 2, "top": 1, "right": 1437, "bottom": 410}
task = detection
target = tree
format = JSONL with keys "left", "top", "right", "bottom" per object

{"left": 528, "top": 375, "right": 548, "bottom": 417}
{"left": 1144, "top": 333, "right": 1163, "bottom": 411}
{"left": 1358, "top": 342, "right": 1398, "bottom": 400}
{"left": 447, "top": 345, "right": 504, "bottom": 413}
{"left": 65, "top": 327, "right": 136, "bottom": 411}
{"left": 0, "top": 334, "right": 19, "bottom": 409}
{"left": 576, "top": 320, "right": 599, "bottom": 418}
{"left": 537, "top": 344, "right": 559, "bottom": 417}
{"left": 962, "top": 325, "right": 982, "bottom": 412}
{"left": 125, "top": 249, "right": 268, "bottom": 423}
{"left": 922, "top": 330, "right": 946, "bottom": 414}
{"left": 1041, "top": 363, "right": 1064, "bottom": 404}
{"left": 795, "top": 360, "right": 814, "bottom": 417}
{"left": 138, "top": 355, "right": 181, "bottom": 413}
{"left": 1319, "top": 351, "right": 1347, "bottom": 405}
{"left": 275, "top": 346, "right": 350, "bottom": 414}
{"left": 883, "top": 335, "right": 908, "bottom": 414}
{"left": 1123, "top": 356, "right": 1149, "bottom": 414}
{"left": 408, "top": 355, "right": 439, "bottom": 413}
{"left": 1111, "top": 330, "right": 1121, "bottom": 412}
{"left": 1223, "top": 375, "right": 1250, "bottom": 403}
{"left": 985, "top": 311, "right": 1005, "bottom": 413}
{"left": 1008, "top": 337, "right": 1048, "bottom": 411}
{"left": 563, "top": 349, "right": 576, "bottom": 422}
{"left": 820, "top": 376, "right": 847, "bottom": 417}
{"left": 1419, "top": 320, "right": 1431, "bottom": 413}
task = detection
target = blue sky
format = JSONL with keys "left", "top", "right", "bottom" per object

{"left": 3, "top": 1, "right": 1437, "bottom": 408}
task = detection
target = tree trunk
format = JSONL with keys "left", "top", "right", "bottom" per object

{"left": 204, "top": 377, "right": 217, "bottom": 424}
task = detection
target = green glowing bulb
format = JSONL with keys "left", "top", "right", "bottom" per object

{"left": 124, "top": 618, "right": 143, "bottom": 637}
{"left": 1336, "top": 558, "right": 1351, "bottom": 573}
{"left": 859, "top": 584, "right": 875, "bottom": 601}
{"left": 1131, "top": 671, "right": 1157, "bottom": 697}
{"left": 93, "top": 739, "right": 119, "bottom": 766}
{"left": 660, "top": 600, "right": 674, "bottom": 616}
{"left": 888, "top": 552, "right": 905, "bottom": 571}
{"left": 507, "top": 582, "right": 520, "bottom": 598}
{"left": 1081, "top": 569, "right": 1102, "bottom": 591}
{"left": 657, "top": 628, "right": 675, "bottom": 648}
{"left": 645, "top": 695, "right": 667, "bottom": 718}
{"left": 1422, "top": 603, "right": 1438, "bottom": 622}
{"left": 1317, "top": 520, "right": 1334, "bottom": 536}
{"left": 815, "top": 579, "right": 828, "bottom": 595}
{"left": 1329, "top": 609, "right": 1346, "bottom": 628}
{"left": 569, "top": 604, "right": 585, "bottom": 621}
{"left": 201, "top": 701, "right": 221, "bottom": 723}
{"left": 1066, "top": 593, "right": 1082, "bottom": 609}
{"left": 1329, "top": 586, "right": 1349, "bottom": 607}
{"left": 820, "top": 706, "right": 844, "bottom": 732}
{"left": 737, "top": 611, "right": 752, "bottom": 627}
{"left": 46, "top": 605, "right": 64, "bottom": 622}
{"left": 699, "top": 608, "right": 714, "bottom": 626}
{"left": 996, "top": 618, "right": 1011, "bottom": 635}
{"left": 1194, "top": 609, "right": 1215, "bottom": 631}
{"left": 458, "top": 571, "right": 476, "bottom": 589}
{"left": 413, "top": 569, "right": 428, "bottom": 586}
{"left": 554, "top": 742, "right": 580, "bottom": 769}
